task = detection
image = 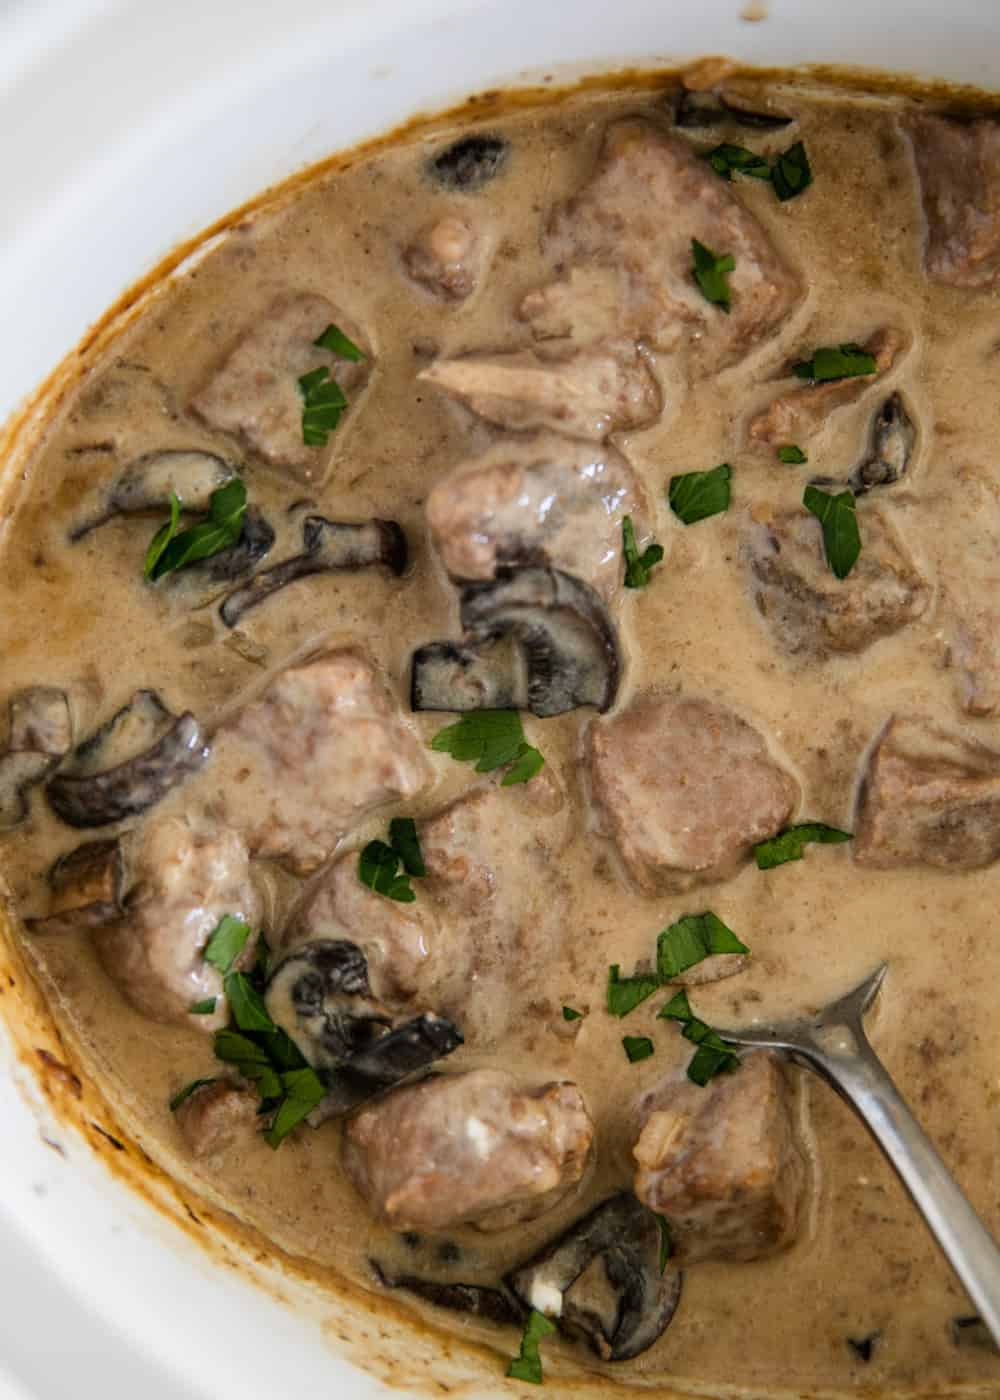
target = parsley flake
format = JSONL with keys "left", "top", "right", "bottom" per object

{"left": 668, "top": 463, "right": 732, "bottom": 525}
{"left": 622, "top": 515, "right": 664, "bottom": 589}
{"left": 658, "top": 989, "right": 740, "bottom": 1086}
{"left": 223, "top": 971, "right": 276, "bottom": 1034}
{"left": 792, "top": 343, "right": 877, "bottom": 383}
{"left": 772, "top": 140, "right": 813, "bottom": 201}
{"left": 657, "top": 1215, "right": 673, "bottom": 1274}
{"left": 507, "top": 1310, "right": 557, "bottom": 1385}
{"left": 777, "top": 444, "right": 808, "bottom": 464}
{"left": 754, "top": 822, "right": 853, "bottom": 870}
{"left": 607, "top": 964, "right": 662, "bottom": 1018}
{"left": 656, "top": 912, "right": 748, "bottom": 980}
{"left": 189, "top": 998, "right": 218, "bottom": 1016}
{"left": 803, "top": 484, "right": 862, "bottom": 579}
{"left": 203, "top": 915, "right": 251, "bottom": 975}
{"left": 144, "top": 478, "right": 247, "bottom": 582}
{"left": 359, "top": 840, "right": 416, "bottom": 904}
{"left": 623, "top": 1035, "right": 655, "bottom": 1064}
{"left": 704, "top": 143, "right": 772, "bottom": 182}
{"left": 264, "top": 1066, "right": 326, "bottom": 1149}
{"left": 430, "top": 710, "right": 544, "bottom": 786}
{"left": 313, "top": 322, "right": 365, "bottom": 362}
{"left": 562, "top": 1005, "right": 584, "bottom": 1022}
{"left": 691, "top": 238, "right": 735, "bottom": 312}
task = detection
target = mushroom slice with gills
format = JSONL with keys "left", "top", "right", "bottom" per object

{"left": 219, "top": 516, "right": 407, "bottom": 628}
{"left": 428, "top": 134, "right": 510, "bottom": 192}
{"left": 46, "top": 689, "right": 210, "bottom": 828}
{"left": 70, "top": 450, "right": 235, "bottom": 540}
{"left": 27, "top": 839, "right": 123, "bottom": 935}
{"left": 370, "top": 1264, "right": 526, "bottom": 1329}
{"left": 265, "top": 940, "right": 393, "bottom": 1074}
{"left": 308, "top": 1013, "right": 464, "bottom": 1125}
{"left": 410, "top": 635, "right": 525, "bottom": 713}
{"left": 197, "top": 507, "right": 276, "bottom": 584}
{"left": 505, "top": 1193, "right": 683, "bottom": 1363}
{"left": 0, "top": 686, "right": 72, "bottom": 830}
{"left": 847, "top": 393, "right": 917, "bottom": 496}
{"left": 673, "top": 86, "right": 794, "bottom": 130}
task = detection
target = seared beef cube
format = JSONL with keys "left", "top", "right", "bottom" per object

{"left": 909, "top": 115, "right": 1000, "bottom": 288}
{"left": 633, "top": 1052, "right": 806, "bottom": 1263}
{"left": 588, "top": 694, "right": 798, "bottom": 892}
{"left": 174, "top": 1080, "right": 259, "bottom": 1158}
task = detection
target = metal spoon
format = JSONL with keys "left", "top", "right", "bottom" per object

{"left": 716, "top": 964, "right": 1000, "bottom": 1347}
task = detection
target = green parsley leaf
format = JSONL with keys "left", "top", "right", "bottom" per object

{"left": 358, "top": 839, "right": 416, "bottom": 902}
{"left": 657, "top": 1215, "right": 673, "bottom": 1273}
{"left": 623, "top": 1035, "right": 654, "bottom": 1063}
{"left": 771, "top": 140, "right": 812, "bottom": 201}
{"left": 254, "top": 933, "right": 272, "bottom": 982}
{"left": 668, "top": 463, "right": 732, "bottom": 525}
{"left": 169, "top": 1078, "right": 217, "bottom": 1113}
{"left": 792, "top": 342, "right": 877, "bottom": 383}
{"left": 506, "top": 1309, "right": 557, "bottom": 1385}
{"left": 562, "top": 1005, "right": 583, "bottom": 1023}
{"left": 313, "top": 322, "right": 365, "bottom": 362}
{"left": 430, "top": 710, "right": 545, "bottom": 784}
{"left": 704, "top": 143, "right": 772, "bottom": 182}
{"left": 298, "top": 365, "right": 348, "bottom": 446}
{"left": 658, "top": 989, "right": 740, "bottom": 1086}
{"left": 143, "top": 491, "right": 181, "bottom": 580}
{"left": 622, "top": 514, "right": 664, "bottom": 589}
{"left": 607, "top": 964, "right": 662, "bottom": 1018}
{"left": 264, "top": 1066, "right": 326, "bottom": 1149}
{"left": 145, "top": 478, "right": 248, "bottom": 582}
{"left": 389, "top": 816, "right": 426, "bottom": 877}
{"left": 189, "top": 998, "right": 218, "bottom": 1016}
{"left": 691, "top": 238, "right": 735, "bottom": 312}
{"left": 223, "top": 971, "right": 277, "bottom": 1034}
{"left": 754, "top": 821, "right": 853, "bottom": 870}
{"left": 777, "top": 444, "right": 808, "bottom": 464}
{"left": 203, "top": 915, "right": 251, "bottom": 975}
{"left": 656, "top": 912, "right": 748, "bottom": 980}
{"left": 803, "top": 484, "right": 862, "bottom": 580}
{"left": 213, "top": 1029, "right": 283, "bottom": 1101}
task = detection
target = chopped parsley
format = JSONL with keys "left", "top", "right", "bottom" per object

{"left": 223, "top": 971, "right": 276, "bottom": 1033}
{"left": 754, "top": 822, "right": 853, "bottom": 870}
{"left": 203, "top": 915, "right": 251, "bottom": 975}
{"left": 358, "top": 817, "right": 427, "bottom": 904}
{"left": 792, "top": 342, "right": 877, "bottom": 383}
{"left": 777, "top": 444, "right": 808, "bottom": 464}
{"left": 169, "top": 1078, "right": 217, "bottom": 1113}
{"left": 622, "top": 515, "right": 664, "bottom": 589}
{"left": 263, "top": 1067, "right": 326, "bottom": 1149}
{"left": 771, "top": 140, "right": 813, "bottom": 201}
{"left": 213, "top": 1029, "right": 283, "bottom": 1101}
{"left": 704, "top": 142, "right": 772, "bottom": 182}
{"left": 298, "top": 324, "right": 365, "bottom": 446}
{"left": 607, "top": 964, "right": 663, "bottom": 1018}
{"left": 658, "top": 989, "right": 740, "bottom": 1086}
{"left": 430, "top": 710, "right": 544, "bottom": 787}
{"left": 668, "top": 463, "right": 732, "bottom": 525}
{"left": 657, "top": 1216, "right": 673, "bottom": 1274}
{"left": 656, "top": 912, "right": 748, "bottom": 979}
{"left": 623, "top": 1035, "right": 655, "bottom": 1064}
{"left": 313, "top": 322, "right": 365, "bottom": 361}
{"left": 507, "top": 1309, "right": 557, "bottom": 1385}
{"left": 562, "top": 1005, "right": 584, "bottom": 1022}
{"left": 803, "top": 484, "right": 862, "bottom": 580}
{"left": 691, "top": 238, "right": 735, "bottom": 313}
{"left": 189, "top": 998, "right": 218, "bottom": 1016}
{"left": 144, "top": 478, "right": 247, "bottom": 582}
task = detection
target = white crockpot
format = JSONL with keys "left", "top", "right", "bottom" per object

{"left": 0, "top": 3, "right": 996, "bottom": 1397}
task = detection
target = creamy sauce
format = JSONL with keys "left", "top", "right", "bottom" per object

{"left": 1, "top": 74, "right": 999, "bottom": 1395}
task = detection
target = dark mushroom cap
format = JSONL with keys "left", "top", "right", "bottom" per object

{"left": 429, "top": 135, "right": 510, "bottom": 191}
{"left": 505, "top": 1193, "right": 683, "bottom": 1362}
{"left": 370, "top": 1262, "right": 526, "bottom": 1328}
{"left": 309, "top": 1014, "right": 465, "bottom": 1124}
{"left": 410, "top": 636, "right": 525, "bottom": 712}
{"left": 71, "top": 449, "right": 236, "bottom": 539}
{"left": 265, "top": 939, "right": 393, "bottom": 1072}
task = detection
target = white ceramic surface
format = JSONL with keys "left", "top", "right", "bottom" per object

{"left": 0, "top": 2, "right": 996, "bottom": 1396}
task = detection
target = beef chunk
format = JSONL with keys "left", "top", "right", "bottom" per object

{"left": 426, "top": 434, "right": 648, "bottom": 598}
{"left": 747, "top": 328, "right": 907, "bottom": 447}
{"left": 94, "top": 814, "right": 259, "bottom": 1029}
{"left": 927, "top": 469, "right": 1000, "bottom": 716}
{"left": 209, "top": 649, "right": 431, "bottom": 875}
{"left": 419, "top": 341, "right": 662, "bottom": 440}
{"left": 633, "top": 1052, "right": 806, "bottom": 1263}
{"left": 742, "top": 505, "right": 928, "bottom": 658}
{"left": 174, "top": 1080, "right": 259, "bottom": 1158}
{"left": 343, "top": 1069, "right": 593, "bottom": 1232}
{"left": 909, "top": 115, "right": 1000, "bottom": 288}
{"left": 519, "top": 118, "right": 802, "bottom": 370}
{"left": 403, "top": 215, "right": 484, "bottom": 301}
{"left": 855, "top": 716, "right": 1000, "bottom": 869}
{"left": 588, "top": 695, "right": 798, "bottom": 893}
{"left": 191, "top": 292, "right": 370, "bottom": 483}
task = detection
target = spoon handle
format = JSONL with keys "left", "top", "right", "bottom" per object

{"left": 792, "top": 1031, "right": 1000, "bottom": 1348}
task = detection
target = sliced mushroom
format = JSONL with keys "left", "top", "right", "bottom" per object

{"left": 0, "top": 686, "right": 72, "bottom": 830}
{"left": 71, "top": 450, "right": 236, "bottom": 539}
{"left": 219, "top": 516, "right": 407, "bottom": 628}
{"left": 412, "top": 568, "right": 620, "bottom": 718}
{"left": 673, "top": 87, "right": 793, "bottom": 130}
{"left": 429, "top": 135, "right": 509, "bottom": 191}
{"left": 265, "top": 940, "right": 393, "bottom": 1073}
{"left": 410, "top": 636, "right": 525, "bottom": 713}
{"left": 505, "top": 1193, "right": 683, "bottom": 1363}
{"left": 848, "top": 393, "right": 917, "bottom": 495}
{"left": 28, "top": 839, "right": 123, "bottom": 934}
{"left": 309, "top": 1013, "right": 464, "bottom": 1124}
{"left": 46, "top": 691, "right": 209, "bottom": 828}
{"left": 198, "top": 508, "right": 276, "bottom": 583}
{"left": 370, "top": 1262, "right": 526, "bottom": 1328}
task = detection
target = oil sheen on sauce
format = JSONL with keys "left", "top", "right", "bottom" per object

{"left": 1, "top": 74, "right": 999, "bottom": 1395}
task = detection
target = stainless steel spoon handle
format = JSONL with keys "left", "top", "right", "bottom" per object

{"left": 790, "top": 1028, "right": 1000, "bottom": 1347}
